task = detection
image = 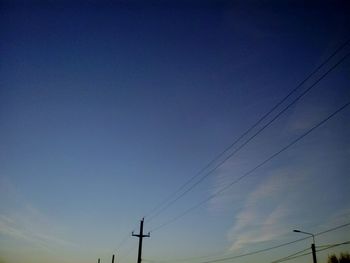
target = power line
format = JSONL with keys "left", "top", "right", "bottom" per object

{"left": 271, "top": 248, "right": 310, "bottom": 263}
{"left": 144, "top": 248, "right": 231, "bottom": 263}
{"left": 150, "top": 101, "right": 350, "bottom": 232}
{"left": 317, "top": 241, "right": 350, "bottom": 249}
{"left": 143, "top": 249, "right": 233, "bottom": 263}
{"left": 272, "top": 251, "right": 311, "bottom": 263}
{"left": 146, "top": 223, "right": 350, "bottom": 263}
{"left": 144, "top": 236, "right": 308, "bottom": 263}
{"left": 118, "top": 243, "right": 139, "bottom": 263}
{"left": 271, "top": 241, "right": 350, "bottom": 263}
{"left": 116, "top": 232, "right": 133, "bottom": 250}
{"left": 171, "top": 239, "right": 310, "bottom": 263}
{"left": 146, "top": 39, "right": 350, "bottom": 222}
{"left": 116, "top": 39, "right": 350, "bottom": 261}
{"left": 234, "top": 225, "right": 350, "bottom": 263}
{"left": 114, "top": 225, "right": 139, "bottom": 263}
{"left": 318, "top": 241, "right": 350, "bottom": 250}
{"left": 145, "top": 46, "right": 350, "bottom": 224}
{"left": 315, "top": 223, "right": 350, "bottom": 237}
{"left": 144, "top": 38, "right": 350, "bottom": 222}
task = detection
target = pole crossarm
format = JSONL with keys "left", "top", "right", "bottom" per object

{"left": 133, "top": 218, "right": 150, "bottom": 263}
{"left": 132, "top": 233, "right": 150, "bottom": 238}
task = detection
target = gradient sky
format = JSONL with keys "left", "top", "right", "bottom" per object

{"left": 1, "top": 1, "right": 350, "bottom": 263}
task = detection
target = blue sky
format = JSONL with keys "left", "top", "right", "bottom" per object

{"left": 0, "top": 1, "right": 350, "bottom": 263}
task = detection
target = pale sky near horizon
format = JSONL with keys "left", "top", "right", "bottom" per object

{"left": 1, "top": 1, "right": 350, "bottom": 263}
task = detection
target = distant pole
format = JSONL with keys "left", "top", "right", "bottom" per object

{"left": 132, "top": 218, "right": 150, "bottom": 263}
{"left": 293, "top": 229, "right": 317, "bottom": 263}
{"left": 112, "top": 254, "right": 115, "bottom": 263}
{"left": 98, "top": 258, "right": 100, "bottom": 263}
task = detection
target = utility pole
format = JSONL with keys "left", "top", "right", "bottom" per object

{"left": 98, "top": 259, "right": 100, "bottom": 263}
{"left": 293, "top": 229, "right": 317, "bottom": 263}
{"left": 112, "top": 254, "right": 115, "bottom": 263}
{"left": 132, "top": 218, "right": 150, "bottom": 263}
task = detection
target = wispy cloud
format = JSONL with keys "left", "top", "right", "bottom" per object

{"left": 226, "top": 170, "right": 304, "bottom": 251}
{"left": 0, "top": 176, "right": 78, "bottom": 251}
{"left": 224, "top": 155, "right": 349, "bottom": 251}
{"left": 0, "top": 211, "right": 78, "bottom": 251}
{"left": 206, "top": 97, "right": 350, "bottom": 252}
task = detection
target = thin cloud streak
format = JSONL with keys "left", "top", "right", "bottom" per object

{"left": 0, "top": 176, "right": 78, "bottom": 251}
{"left": 0, "top": 212, "right": 78, "bottom": 250}
{"left": 226, "top": 171, "right": 304, "bottom": 251}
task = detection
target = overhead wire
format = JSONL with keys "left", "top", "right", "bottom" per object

{"left": 317, "top": 241, "right": 350, "bottom": 249}
{"left": 315, "top": 222, "right": 350, "bottom": 237}
{"left": 271, "top": 248, "right": 310, "bottom": 263}
{"left": 117, "top": 38, "right": 350, "bottom": 261}
{"left": 271, "top": 251, "right": 311, "bottom": 263}
{"left": 145, "top": 223, "right": 350, "bottom": 263}
{"left": 145, "top": 237, "right": 309, "bottom": 263}
{"left": 144, "top": 38, "right": 350, "bottom": 222}
{"left": 144, "top": 39, "right": 350, "bottom": 222}
{"left": 145, "top": 40, "right": 350, "bottom": 224}
{"left": 220, "top": 226, "right": 350, "bottom": 263}
{"left": 149, "top": 97, "right": 350, "bottom": 232}
{"left": 111, "top": 224, "right": 138, "bottom": 263}
{"left": 271, "top": 241, "right": 350, "bottom": 263}
{"left": 118, "top": 242, "right": 139, "bottom": 263}
{"left": 116, "top": 231, "right": 133, "bottom": 250}
{"left": 144, "top": 248, "right": 232, "bottom": 263}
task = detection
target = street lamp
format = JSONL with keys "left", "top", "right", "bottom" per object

{"left": 293, "top": 229, "right": 317, "bottom": 263}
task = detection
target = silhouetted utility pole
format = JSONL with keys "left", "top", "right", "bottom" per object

{"left": 112, "top": 254, "right": 115, "bottom": 263}
{"left": 98, "top": 258, "right": 100, "bottom": 263}
{"left": 132, "top": 218, "right": 150, "bottom": 263}
{"left": 293, "top": 230, "right": 317, "bottom": 263}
